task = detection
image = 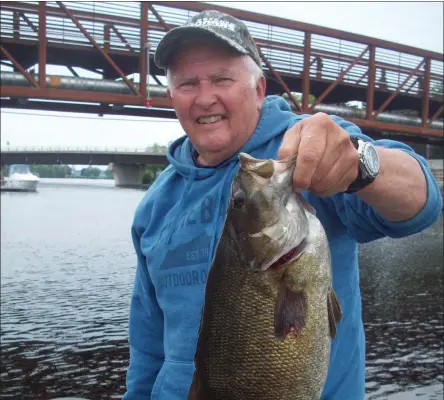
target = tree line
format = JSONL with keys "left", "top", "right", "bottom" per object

{"left": 1, "top": 164, "right": 167, "bottom": 185}
{"left": 1, "top": 164, "right": 113, "bottom": 179}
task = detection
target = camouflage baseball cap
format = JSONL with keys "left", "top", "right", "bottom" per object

{"left": 154, "top": 10, "right": 262, "bottom": 69}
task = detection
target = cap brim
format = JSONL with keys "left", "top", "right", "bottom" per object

{"left": 154, "top": 26, "right": 249, "bottom": 69}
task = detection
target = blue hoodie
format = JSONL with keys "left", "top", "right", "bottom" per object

{"left": 124, "top": 96, "right": 442, "bottom": 400}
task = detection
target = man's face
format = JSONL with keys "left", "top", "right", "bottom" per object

{"left": 167, "top": 43, "right": 266, "bottom": 166}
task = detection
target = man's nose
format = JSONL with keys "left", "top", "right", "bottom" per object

{"left": 194, "top": 81, "right": 217, "bottom": 109}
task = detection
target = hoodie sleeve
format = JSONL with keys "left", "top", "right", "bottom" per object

{"left": 327, "top": 115, "right": 442, "bottom": 244}
{"left": 123, "top": 221, "right": 165, "bottom": 399}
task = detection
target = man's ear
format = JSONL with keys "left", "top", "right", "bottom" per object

{"left": 256, "top": 75, "right": 266, "bottom": 102}
{"left": 167, "top": 88, "right": 173, "bottom": 100}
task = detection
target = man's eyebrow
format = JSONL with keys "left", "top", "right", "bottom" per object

{"left": 173, "top": 68, "right": 235, "bottom": 83}
{"left": 174, "top": 75, "right": 199, "bottom": 83}
{"left": 209, "top": 69, "right": 235, "bottom": 78}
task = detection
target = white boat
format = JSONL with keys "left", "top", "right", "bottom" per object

{"left": 1, "top": 164, "right": 40, "bottom": 192}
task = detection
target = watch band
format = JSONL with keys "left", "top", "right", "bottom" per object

{"left": 345, "top": 174, "right": 375, "bottom": 193}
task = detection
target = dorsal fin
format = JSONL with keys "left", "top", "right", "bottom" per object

{"left": 239, "top": 153, "right": 275, "bottom": 179}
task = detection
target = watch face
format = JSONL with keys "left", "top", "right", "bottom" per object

{"left": 364, "top": 144, "right": 380, "bottom": 177}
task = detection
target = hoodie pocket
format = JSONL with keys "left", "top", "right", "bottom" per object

{"left": 151, "top": 359, "right": 195, "bottom": 400}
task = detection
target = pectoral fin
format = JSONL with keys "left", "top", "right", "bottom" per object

{"left": 327, "top": 288, "right": 342, "bottom": 339}
{"left": 274, "top": 279, "right": 307, "bottom": 340}
{"left": 298, "top": 194, "right": 317, "bottom": 216}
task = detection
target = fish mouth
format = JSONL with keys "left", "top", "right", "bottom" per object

{"left": 262, "top": 240, "right": 306, "bottom": 271}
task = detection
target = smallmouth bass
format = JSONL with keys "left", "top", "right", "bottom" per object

{"left": 188, "top": 153, "right": 342, "bottom": 400}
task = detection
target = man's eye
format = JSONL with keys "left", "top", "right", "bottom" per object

{"left": 214, "top": 77, "right": 232, "bottom": 84}
{"left": 178, "top": 82, "right": 195, "bottom": 90}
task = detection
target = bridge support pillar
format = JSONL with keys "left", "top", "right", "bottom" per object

{"left": 110, "top": 163, "right": 144, "bottom": 188}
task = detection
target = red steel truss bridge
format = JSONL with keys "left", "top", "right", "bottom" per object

{"left": 0, "top": 1, "right": 443, "bottom": 143}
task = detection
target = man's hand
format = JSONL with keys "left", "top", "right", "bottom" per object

{"left": 278, "top": 113, "right": 359, "bottom": 196}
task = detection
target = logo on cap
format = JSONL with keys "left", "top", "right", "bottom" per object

{"left": 189, "top": 17, "right": 236, "bottom": 31}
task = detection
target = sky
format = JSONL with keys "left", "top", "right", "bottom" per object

{"left": 1, "top": 1, "right": 443, "bottom": 150}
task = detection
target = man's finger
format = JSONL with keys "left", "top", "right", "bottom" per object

{"left": 292, "top": 124, "right": 327, "bottom": 191}
{"left": 310, "top": 131, "right": 354, "bottom": 186}
{"left": 310, "top": 149, "right": 341, "bottom": 186}
{"left": 311, "top": 155, "right": 358, "bottom": 196}
{"left": 278, "top": 122, "right": 302, "bottom": 160}
{"left": 333, "top": 166, "right": 359, "bottom": 195}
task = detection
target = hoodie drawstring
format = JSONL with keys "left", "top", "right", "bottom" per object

{"left": 166, "top": 169, "right": 197, "bottom": 244}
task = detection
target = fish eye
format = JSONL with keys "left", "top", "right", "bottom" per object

{"left": 232, "top": 189, "right": 246, "bottom": 209}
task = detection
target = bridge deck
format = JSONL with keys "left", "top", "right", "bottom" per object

{"left": 0, "top": 148, "right": 169, "bottom": 166}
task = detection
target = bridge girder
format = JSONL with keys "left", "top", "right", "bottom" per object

{"left": 0, "top": 1, "right": 443, "bottom": 141}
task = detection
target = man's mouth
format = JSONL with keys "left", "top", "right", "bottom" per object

{"left": 196, "top": 115, "right": 226, "bottom": 124}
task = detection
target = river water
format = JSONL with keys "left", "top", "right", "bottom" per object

{"left": 1, "top": 179, "right": 442, "bottom": 400}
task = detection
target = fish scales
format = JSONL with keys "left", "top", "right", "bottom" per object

{"left": 189, "top": 153, "right": 342, "bottom": 400}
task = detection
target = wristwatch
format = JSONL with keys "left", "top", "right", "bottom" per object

{"left": 345, "top": 137, "right": 380, "bottom": 194}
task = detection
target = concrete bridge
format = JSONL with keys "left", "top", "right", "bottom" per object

{"left": 0, "top": 147, "right": 168, "bottom": 187}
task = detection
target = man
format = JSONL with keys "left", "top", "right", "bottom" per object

{"left": 123, "top": 10, "right": 442, "bottom": 400}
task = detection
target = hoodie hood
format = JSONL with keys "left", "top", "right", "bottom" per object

{"left": 167, "top": 95, "right": 300, "bottom": 179}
